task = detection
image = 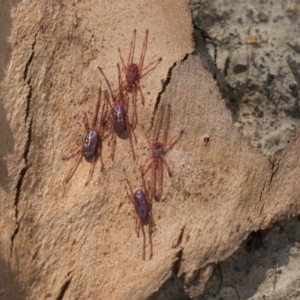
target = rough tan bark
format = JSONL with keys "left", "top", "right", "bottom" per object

{"left": 1, "top": 1, "right": 300, "bottom": 299}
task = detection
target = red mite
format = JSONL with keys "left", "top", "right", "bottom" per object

{"left": 142, "top": 105, "right": 183, "bottom": 200}
{"left": 97, "top": 64, "right": 136, "bottom": 160}
{"left": 118, "top": 29, "right": 162, "bottom": 123}
{"left": 63, "top": 88, "right": 106, "bottom": 186}
{"left": 124, "top": 169, "right": 154, "bottom": 260}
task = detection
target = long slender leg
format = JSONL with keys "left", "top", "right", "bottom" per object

{"left": 85, "top": 154, "right": 97, "bottom": 186}
{"left": 65, "top": 153, "right": 83, "bottom": 183}
{"left": 91, "top": 88, "right": 101, "bottom": 128}
{"left": 162, "top": 105, "right": 170, "bottom": 145}
{"left": 117, "top": 63, "right": 125, "bottom": 104}
{"left": 153, "top": 106, "right": 162, "bottom": 141}
{"left": 140, "top": 167, "right": 150, "bottom": 199}
{"left": 98, "top": 142, "right": 104, "bottom": 172}
{"left": 155, "top": 159, "right": 163, "bottom": 201}
{"left": 128, "top": 29, "right": 136, "bottom": 66}
{"left": 101, "top": 101, "right": 112, "bottom": 140}
{"left": 161, "top": 156, "right": 172, "bottom": 177}
{"left": 124, "top": 175, "right": 134, "bottom": 197}
{"left": 99, "top": 92, "right": 106, "bottom": 130}
{"left": 62, "top": 144, "right": 82, "bottom": 160}
{"left": 139, "top": 29, "right": 148, "bottom": 71}
{"left": 143, "top": 130, "right": 152, "bottom": 149}
{"left": 116, "top": 81, "right": 128, "bottom": 101}
{"left": 98, "top": 94, "right": 107, "bottom": 140}
{"left": 164, "top": 130, "right": 184, "bottom": 152}
{"left": 135, "top": 217, "right": 140, "bottom": 237}
{"left": 104, "top": 90, "right": 113, "bottom": 111}
{"left": 141, "top": 156, "right": 152, "bottom": 175}
{"left": 127, "top": 119, "right": 137, "bottom": 143}
{"left": 110, "top": 130, "right": 116, "bottom": 160}
{"left": 131, "top": 87, "right": 138, "bottom": 128}
{"left": 97, "top": 67, "right": 116, "bottom": 102}
{"left": 106, "top": 111, "right": 115, "bottom": 157}
{"left": 148, "top": 213, "right": 154, "bottom": 259}
{"left": 140, "top": 57, "right": 162, "bottom": 78}
{"left": 107, "top": 121, "right": 114, "bottom": 146}
{"left": 141, "top": 223, "right": 146, "bottom": 260}
{"left": 123, "top": 169, "right": 135, "bottom": 205}
{"left": 83, "top": 114, "right": 90, "bottom": 134}
{"left": 126, "top": 123, "right": 136, "bottom": 160}
{"left": 124, "top": 87, "right": 130, "bottom": 112}
{"left": 131, "top": 83, "right": 137, "bottom": 104}
{"left": 145, "top": 177, "right": 153, "bottom": 205}
{"left": 125, "top": 187, "right": 135, "bottom": 207}
{"left": 151, "top": 161, "right": 156, "bottom": 201}
{"left": 107, "top": 132, "right": 113, "bottom": 148}
{"left": 135, "top": 82, "right": 145, "bottom": 105}
{"left": 118, "top": 48, "right": 127, "bottom": 73}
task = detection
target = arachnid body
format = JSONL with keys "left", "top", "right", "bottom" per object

{"left": 97, "top": 64, "right": 136, "bottom": 160}
{"left": 63, "top": 88, "right": 106, "bottom": 186}
{"left": 124, "top": 169, "right": 154, "bottom": 260}
{"left": 118, "top": 29, "right": 162, "bottom": 120}
{"left": 142, "top": 105, "right": 183, "bottom": 201}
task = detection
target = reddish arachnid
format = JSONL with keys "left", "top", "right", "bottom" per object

{"left": 118, "top": 29, "right": 162, "bottom": 119}
{"left": 97, "top": 64, "right": 136, "bottom": 160}
{"left": 124, "top": 169, "right": 154, "bottom": 260}
{"left": 142, "top": 105, "right": 183, "bottom": 201}
{"left": 63, "top": 88, "right": 106, "bottom": 186}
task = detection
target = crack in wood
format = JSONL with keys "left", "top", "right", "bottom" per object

{"left": 173, "top": 226, "right": 185, "bottom": 249}
{"left": 24, "top": 34, "right": 37, "bottom": 123}
{"left": 23, "top": 34, "right": 37, "bottom": 81}
{"left": 10, "top": 34, "right": 37, "bottom": 260}
{"left": 56, "top": 277, "right": 72, "bottom": 300}
{"left": 10, "top": 118, "right": 33, "bottom": 259}
{"left": 25, "top": 78, "right": 33, "bottom": 123}
{"left": 269, "top": 157, "right": 280, "bottom": 187}
{"left": 168, "top": 228, "right": 186, "bottom": 285}
{"left": 173, "top": 248, "right": 184, "bottom": 277}
{"left": 259, "top": 158, "right": 280, "bottom": 217}
{"left": 149, "top": 54, "right": 189, "bottom": 131}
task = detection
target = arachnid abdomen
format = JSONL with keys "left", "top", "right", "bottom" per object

{"left": 113, "top": 105, "right": 126, "bottom": 133}
{"left": 134, "top": 189, "right": 148, "bottom": 220}
{"left": 83, "top": 130, "right": 98, "bottom": 158}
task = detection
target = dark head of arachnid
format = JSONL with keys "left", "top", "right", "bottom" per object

{"left": 126, "top": 63, "right": 139, "bottom": 86}
{"left": 152, "top": 142, "right": 164, "bottom": 158}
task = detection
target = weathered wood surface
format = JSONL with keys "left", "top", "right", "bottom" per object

{"left": 1, "top": 1, "right": 300, "bottom": 299}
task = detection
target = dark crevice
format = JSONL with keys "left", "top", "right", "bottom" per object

{"left": 24, "top": 34, "right": 37, "bottom": 123}
{"left": 10, "top": 33, "right": 37, "bottom": 259}
{"left": 150, "top": 53, "right": 189, "bottom": 130}
{"left": 25, "top": 78, "right": 32, "bottom": 123}
{"left": 56, "top": 278, "right": 72, "bottom": 300}
{"left": 269, "top": 158, "right": 280, "bottom": 187}
{"left": 10, "top": 118, "right": 33, "bottom": 258}
{"left": 223, "top": 56, "right": 230, "bottom": 77}
{"left": 201, "top": 34, "right": 218, "bottom": 80}
{"left": 173, "top": 248, "right": 184, "bottom": 276}
{"left": 193, "top": 25, "right": 241, "bottom": 121}
{"left": 259, "top": 175, "right": 267, "bottom": 204}
{"left": 193, "top": 25, "right": 217, "bottom": 77}
{"left": 23, "top": 35, "right": 36, "bottom": 81}
{"left": 172, "top": 226, "right": 185, "bottom": 249}
{"left": 148, "top": 249, "right": 190, "bottom": 300}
